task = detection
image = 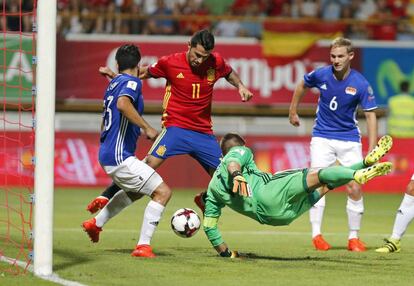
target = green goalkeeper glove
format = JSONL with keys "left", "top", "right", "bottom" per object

{"left": 219, "top": 248, "right": 240, "bottom": 258}
{"left": 231, "top": 170, "right": 250, "bottom": 197}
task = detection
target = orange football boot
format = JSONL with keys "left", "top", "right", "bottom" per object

{"left": 312, "top": 234, "right": 331, "bottom": 251}
{"left": 82, "top": 218, "right": 102, "bottom": 243}
{"left": 348, "top": 238, "right": 366, "bottom": 252}
{"left": 86, "top": 196, "right": 109, "bottom": 214}
{"left": 131, "top": 244, "right": 156, "bottom": 258}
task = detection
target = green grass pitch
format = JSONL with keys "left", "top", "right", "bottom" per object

{"left": 1, "top": 188, "right": 413, "bottom": 285}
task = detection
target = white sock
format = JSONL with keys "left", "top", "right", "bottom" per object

{"left": 95, "top": 190, "right": 132, "bottom": 227}
{"left": 138, "top": 200, "right": 165, "bottom": 246}
{"left": 347, "top": 197, "right": 364, "bottom": 239}
{"left": 310, "top": 195, "right": 325, "bottom": 238}
{"left": 391, "top": 193, "right": 414, "bottom": 240}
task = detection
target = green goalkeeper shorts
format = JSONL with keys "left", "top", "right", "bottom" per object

{"left": 254, "top": 168, "right": 319, "bottom": 226}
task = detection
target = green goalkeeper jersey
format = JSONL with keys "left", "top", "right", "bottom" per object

{"left": 203, "top": 146, "right": 319, "bottom": 247}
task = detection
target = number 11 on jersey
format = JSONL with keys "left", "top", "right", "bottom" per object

{"left": 192, "top": 83, "right": 200, "bottom": 99}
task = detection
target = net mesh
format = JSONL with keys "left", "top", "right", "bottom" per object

{"left": 0, "top": 0, "right": 36, "bottom": 274}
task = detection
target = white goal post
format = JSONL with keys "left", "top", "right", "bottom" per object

{"left": 33, "top": 0, "right": 57, "bottom": 276}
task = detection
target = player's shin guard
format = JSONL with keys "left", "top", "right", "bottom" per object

{"left": 318, "top": 166, "right": 355, "bottom": 189}
{"left": 138, "top": 200, "right": 165, "bottom": 245}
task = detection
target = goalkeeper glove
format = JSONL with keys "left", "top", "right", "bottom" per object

{"left": 219, "top": 248, "right": 240, "bottom": 258}
{"left": 231, "top": 170, "right": 251, "bottom": 197}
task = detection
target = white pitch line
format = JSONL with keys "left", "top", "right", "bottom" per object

{"left": 0, "top": 255, "right": 87, "bottom": 286}
{"left": 67, "top": 227, "right": 414, "bottom": 237}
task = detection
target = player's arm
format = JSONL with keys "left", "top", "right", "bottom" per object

{"left": 138, "top": 66, "right": 152, "bottom": 79}
{"left": 225, "top": 70, "right": 253, "bottom": 102}
{"left": 227, "top": 161, "right": 250, "bottom": 197}
{"left": 289, "top": 79, "right": 308, "bottom": 127}
{"left": 117, "top": 96, "right": 158, "bottom": 140}
{"left": 99, "top": 66, "right": 117, "bottom": 80}
{"left": 203, "top": 196, "right": 239, "bottom": 258}
{"left": 98, "top": 66, "right": 153, "bottom": 80}
{"left": 364, "top": 110, "right": 378, "bottom": 152}
{"left": 204, "top": 217, "right": 238, "bottom": 258}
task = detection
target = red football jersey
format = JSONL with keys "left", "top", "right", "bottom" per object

{"left": 148, "top": 52, "right": 232, "bottom": 134}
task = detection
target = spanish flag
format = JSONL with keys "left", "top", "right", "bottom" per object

{"left": 262, "top": 21, "right": 345, "bottom": 65}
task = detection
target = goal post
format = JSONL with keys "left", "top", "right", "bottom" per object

{"left": 33, "top": 0, "right": 57, "bottom": 276}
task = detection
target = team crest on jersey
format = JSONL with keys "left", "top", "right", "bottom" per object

{"left": 127, "top": 81, "right": 137, "bottom": 90}
{"left": 156, "top": 145, "right": 167, "bottom": 156}
{"left": 345, "top": 86, "right": 357, "bottom": 95}
{"left": 207, "top": 68, "right": 215, "bottom": 83}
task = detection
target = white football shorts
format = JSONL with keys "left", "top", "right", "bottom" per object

{"left": 310, "top": 137, "right": 363, "bottom": 169}
{"left": 102, "top": 156, "right": 163, "bottom": 196}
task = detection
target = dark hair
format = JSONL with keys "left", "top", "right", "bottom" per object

{"left": 190, "top": 29, "right": 215, "bottom": 51}
{"left": 400, "top": 80, "right": 409, "bottom": 93}
{"left": 220, "top": 133, "right": 246, "bottom": 155}
{"left": 115, "top": 44, "right": 141, "bottom": 72}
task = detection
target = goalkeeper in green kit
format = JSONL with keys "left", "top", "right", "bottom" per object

{"left": 203, "top": 133, "right": 393, "bottom": 258}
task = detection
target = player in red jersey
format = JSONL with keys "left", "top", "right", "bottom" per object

{"left": 85, "top": 30, "right": 253, "bottom": 222}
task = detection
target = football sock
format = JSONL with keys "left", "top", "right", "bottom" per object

{"left": 95, "top": 190, "right": 132, "bottom": 227}
{"left": 349, "top": 161, "right": 365, "bottom": 170}
{"left": 390, "top": 193, "right": 414, "bottom": 240}
{"left": 310, "top": 196, "right": 325, "bottom": 238}
{"left": 318, "top": 166, "right": 355, "bottom": 189}
{"left": 346, "top": 197, "right": 364, "bottom": 239}
{"left": 138, "top": 200, "right": 165, "bottom": 245}
{"left": 101, "top": 182, "right": 122, "bottom": 199}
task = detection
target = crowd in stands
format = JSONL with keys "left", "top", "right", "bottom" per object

{"left": 1, "top": 0, "right": 414, "bottom": 41}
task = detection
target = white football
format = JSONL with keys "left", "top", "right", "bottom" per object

{"left": 170, "top": 208, "right": 201, "bottom": 238}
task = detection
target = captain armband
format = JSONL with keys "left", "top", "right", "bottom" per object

{"left": 203, "top": 216, "right": 218, "bottom": 228}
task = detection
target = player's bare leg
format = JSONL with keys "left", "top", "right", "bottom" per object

{"left": 144, "top": 154, "right": 165, "bottom": 170}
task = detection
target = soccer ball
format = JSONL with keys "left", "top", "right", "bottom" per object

{"left": 170, "top": 208, "right": 201, "bottom": 238}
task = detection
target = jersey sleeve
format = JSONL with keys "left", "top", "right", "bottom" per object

{"left": 148, "top": 55, "right": 169, "bottom": 78}
{"left": 223, "top": 146, "right": 253, "bottom": 169}
{"left": 118, "top": 79, "right": 141, "bottom": 102}
{"left": 203, "top": 191, "right": 226, "bottom": 246}
{"left": 215, "top": 53, "right": 233, "bottom": 78}
{"left": 359, "top": 83, "right": 377, "bottom": 111}
{"left": 303, "top": 69, "right": 319, "bottom": 88}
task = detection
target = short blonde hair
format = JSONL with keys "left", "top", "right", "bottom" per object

{"left": 330, "top": 37, "right": 354, "bottom": 53}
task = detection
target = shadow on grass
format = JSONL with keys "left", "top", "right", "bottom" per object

{"left": 241, "top": 253, "right": 330, "bottom": 261}
{"left": 53, "top": 248, "right": 92, "bottom": 271}
{"left": 104, "top": 248, "right": 176, "bottom": 257}
{"left": 239, "top": 252, "right": 392, "bottom": 266}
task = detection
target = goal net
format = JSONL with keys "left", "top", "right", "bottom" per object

{"left": 0, "top": 0, "right": 37, "bottom": 274}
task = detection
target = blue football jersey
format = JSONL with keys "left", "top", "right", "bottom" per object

{"left": 304, "top": 66, "right": 377, "bottom": 142}
{"left": 99, "top": 73, "right": 144, "bottom": 166}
